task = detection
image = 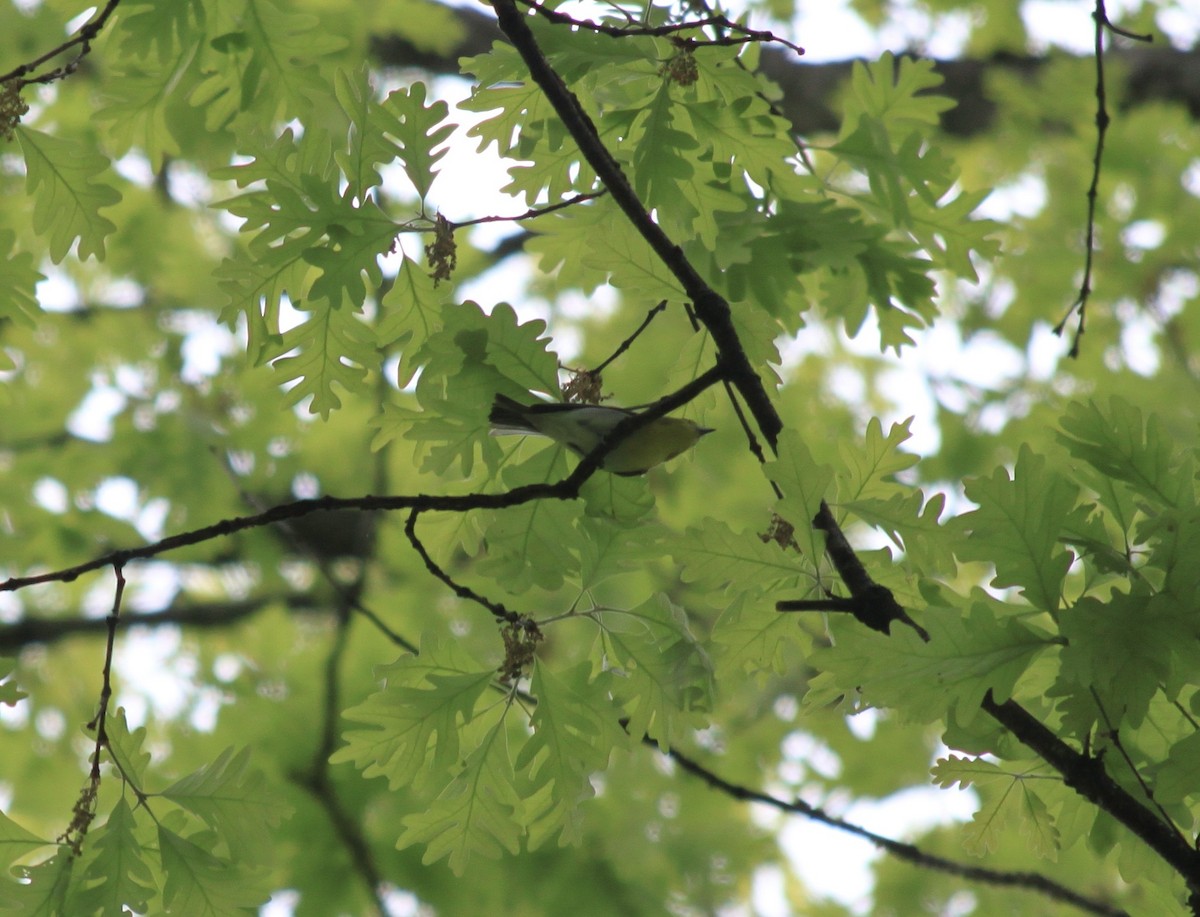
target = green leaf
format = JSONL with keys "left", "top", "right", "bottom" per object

{"left": 676, "top": 518, "right": 807, "bottom": 597}
{"left": 388, "top": 82, "right": 455, "bottom": 201}
{"left": 838, "top": 416, "right": 918, "bottom": 502}
{"left": 932, "top": 755, "right": 1060, "bottom": 858}
{"left": 218, "top": 127, "right": 399, "bottom": 313}
{"left": 104, "top": 707, "right": 153, "bottom": 787}
{"left": 301, "top": 203, "right": 396, "bottom": 307}
{"left": 401, "top": 300, "right": 560, "bottom": 476}
{"left": 0, "top": 230, "right": 43, "bottom": 330}
{"left": 158, "top": 825, "right": 270, "bottom": 915}
{"left": 334, "top": 72, "right": 453, "bottom": 201}
{"left": 334, "top": 635, "right": 497, "bottom": 793}
{"left": 515, "top": 662, "right": 627, "bottom": 848}
{"left": 187, "top": 0, "right": 346, "bottom": 130}
{"left": 1056, "top": 592, "right": 1180, "bottom": 729}
{"left": 17, "top": 127, "right": 121, "bottom": 262}
{"left": 1154, "top": 731, "right": 1200, "bottom": 806}
{"left": 396, "top": 716, "right": 523, "bottom": 874}
{"left": 840, "top": 52, "right": 953, "bottom": 136}
{"left": 687, "top": 94, "right": 800, "bottom": 191}
{"left": 766, "top": 429, "right": 835, "bottom": 567}
{"left": 629, "top": 82, "right": 699, "bottom": 221}
{"left": 596, "top": 594, "right": 713, "bottom": 748}
{"left": 517, "top": 662, "right": 625, "bottom": 780}
{"left": 477, "top": 475, "right": 581, "bottom": 592}
{"left": 96, "top": 42, "right": 194, "bottom": 167}
{"left": 957, "top": 445, "right": 1081, "bottom": 613}
{"left": 810, "top": 602, "right": 1050, "bottom": 725}
{"left": 711, "top": 592, "right": 809, "bottom": 676}
{"left": 1058, "top": 398, "right": 1192, "bottom": 509}
{"left": 267, "top": 300, "right": 378, "bottom": 418}
{"left": 2, "top": 850, "right": 74, "bottom": 915}
{"left": 160, "top": 747, "right": 294, "bottom": 863}
{"left": 575, "top": 515, "right": 662, "bottom": 590}
{"left": 74, "top": 798, "right": 157, "bottom": 915}
{"left": 0, "top": 809, "right": 50, "bottom": 868}
{"left": 376, "top": 255, "right": 447, "bottom": 388}
{"left": 526, "top": 200, "right": 686, "bottom": 301}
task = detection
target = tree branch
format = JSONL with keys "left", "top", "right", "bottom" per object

{"left": 0, "top": 596, "right": 301, "bottom": 652}
{"left": 491, "top": 0, "right": 918, "bottom": 636}
{"left": 0, "top": 367, "right": 725, "bottom": 597}
{"left": 664, "top": 741, "right": 1130, "bottom": 917}
{"left": 982, "top": 690, "right": 1200, "bottom": 900}
{"left": 1, "top": 0, "right": 123, "bottom": 87}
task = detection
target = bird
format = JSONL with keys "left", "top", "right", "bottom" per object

{"left": 488, "top": 393, "right": 713, "bottom": 476}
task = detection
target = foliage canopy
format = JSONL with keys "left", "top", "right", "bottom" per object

{"left": 2, "top": 0, "right": 1199, "bottom": 914}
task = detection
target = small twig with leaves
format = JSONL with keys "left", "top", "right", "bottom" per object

{"left": 1089, "top": 688, "right": 1182, "bottom": 840}
{"left": 59, "top": 561, "right": 126, "bottom": 854}
{"left": 405, "top": 508, "right": 521, "bottom": 624}
{"left": 515, "top": 0, "right": 804, "bottom": 55}
{"left": 1054, "top": 0, "right": 1153, "bottom": 356}
{"left": 405, "top": 509, "right": 545, "bottom": 680}
{"left": 450, "top": 190, "right": 607, "bottom": 228}
{"left": 0, "top": 0, "right": 123, "bottom": 88}
{"left": 421, "top": 192, "right": 606, "bottom": 282}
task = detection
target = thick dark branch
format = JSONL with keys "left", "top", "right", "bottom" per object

{"left": 491, "top": 0, "right": 777, "bottom": 445}
{"left": 372, "top": 6, "right": 1200, "bottom": 138}
{"left": 982, "top": 690, "right": 1200, "bottom": 899}
{"left": 490, "top": 0, "right": 917, "bottom": 635}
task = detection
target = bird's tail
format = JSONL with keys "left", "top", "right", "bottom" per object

{"left": 489, "top": 394, "right": 538, "bottom": 435}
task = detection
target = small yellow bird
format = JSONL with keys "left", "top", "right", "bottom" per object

{"left": 489, "top": 394, "right": 713, "bottom": 476}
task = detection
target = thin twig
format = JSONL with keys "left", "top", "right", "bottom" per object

{"left": 404, "top": 508, "right": 520, "bottom": 623}
{"left": 515, "top": 0, "right": 804, "bottom": 55}
{"left": 1054, "top": 1, "right": 1153, "bottom": 356}
{"left": 593, "top": 299, "right": 667, "bottom": 374}
{"left": 451, "top": 190, "right": 606, "bottom": 227}
{"left": 58, "top": 561, "right": 126, "bottom": 854}
{"left": 1090, "top": 688, "right": 1183, "bottom": 842}
{"left": 1, "top": 0, "right": 124, "bottom": 87}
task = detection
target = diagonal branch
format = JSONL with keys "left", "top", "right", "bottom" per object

{"left": 490, "top": 0, "right": 915, "bottom": 635}
{"left": 664, "top": 741, "right": 1130, "bottom": 917}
